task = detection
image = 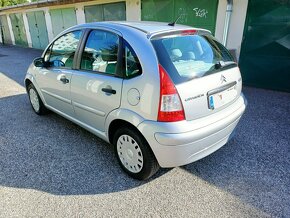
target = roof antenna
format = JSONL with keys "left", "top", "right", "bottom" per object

{"left": 168, "top": 14, "right": 184, "bottom": 26}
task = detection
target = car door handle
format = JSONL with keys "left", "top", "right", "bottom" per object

{"left": 101, "top": 88, "right": 116, "bottom": 94}
{"left": 59, "top": 75, "right": 69, "bottom": 84}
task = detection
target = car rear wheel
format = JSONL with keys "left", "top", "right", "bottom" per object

{"left": 113, "top": 127, "right": 159, "bottom": 180}
{"left": 27, "top": 83, "right": 48, "bottom": 115}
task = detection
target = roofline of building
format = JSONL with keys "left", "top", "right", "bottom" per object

{"left": 0, "top": 0, "right": 90, "bottom": 12}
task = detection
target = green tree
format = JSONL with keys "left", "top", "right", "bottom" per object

{"left": 0, "top": 0, "right": 28, "bottom": 8}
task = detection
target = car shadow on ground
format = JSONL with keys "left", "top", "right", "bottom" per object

{"left": 0, "top": 45, "right": 171, "bottom": 195}
{"left": 0, "top": 93, "right": 170, "bottom": 195}
{"left": 0, "top": 88, "right": 289, "bottom": 218}
{"left": 183, "top": 87, "right": 290, "bottom": 217}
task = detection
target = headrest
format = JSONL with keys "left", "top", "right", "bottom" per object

{"left": 101, "top": 51, "right": 117, "bottom": 62}
{"left": 171, "top": 49, "right": 182, "bottom": 59}
{"left": 183, "top": 51, "right": 195, "bottom": 60}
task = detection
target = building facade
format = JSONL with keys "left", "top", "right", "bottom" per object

{"left": 0, "top": 0, "right": 289, "bottom": 91}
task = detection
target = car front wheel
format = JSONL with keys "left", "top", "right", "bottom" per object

{"left": 27, "top": 83, "right": 48, "bottom": 115}
{"left": 113, "top": 127, "right": 160, "bottom": 180}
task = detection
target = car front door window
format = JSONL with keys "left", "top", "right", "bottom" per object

{"left": 45, "top": 31, "right": 82, "bottom": 68}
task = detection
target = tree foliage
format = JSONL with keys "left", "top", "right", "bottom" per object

{"left": 0, "top": 0, "right": 28, "bottom": 8}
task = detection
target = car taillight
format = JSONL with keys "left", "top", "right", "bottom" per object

{"left": 158, "top": 65, "right": 185, "bottom": 122}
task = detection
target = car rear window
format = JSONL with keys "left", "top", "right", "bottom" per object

{"left": 151, "top": 34, "right": 237, "bottom": 84}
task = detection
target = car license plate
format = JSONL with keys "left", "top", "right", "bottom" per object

{"left": 208, "top": 86, "right": 237, "bottom": 109}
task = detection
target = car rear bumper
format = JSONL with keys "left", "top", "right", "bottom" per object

{"left": 137, "top": 94, "right": 247, "bottom": 168}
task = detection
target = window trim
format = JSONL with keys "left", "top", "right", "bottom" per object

{"left": 75, "top": 28, "right": 124, "bottom": 78}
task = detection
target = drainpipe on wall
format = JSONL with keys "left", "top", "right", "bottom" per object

{"left": 222, "top": 0, "right": 233, "bottom": 47}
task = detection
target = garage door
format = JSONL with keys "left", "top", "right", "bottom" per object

{"left": 27, "top": 11, "right": 49, "bottom": 49}
{"left": 141, "top": 0, "right": 218, "bottom": 34}
{"left": 9, "top": 13, "right": 28, "bottom": 47}
{"left": 239, "top": 0, "right": 290, "bottom": 92}
{"left": 50, "top": 8, "right": 77, "bottom": 37}
{"left": 84, "top": 2, "right": 126, "bottom": 23}
{"left": 0, "top": 15, "right": 12, "bottom": 44}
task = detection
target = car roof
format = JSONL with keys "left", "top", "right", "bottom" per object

{"left": 113, "top": 21, "right": 193, "bottom": 33}
{"left": 68, "top": 21, "right": 209, "bottom": 38}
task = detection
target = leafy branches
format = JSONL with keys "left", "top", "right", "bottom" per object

{"left": 0, "top": 0, "right": 28, "bottom": 8}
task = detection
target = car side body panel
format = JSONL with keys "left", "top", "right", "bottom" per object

{"left": 70, "top": 71, "right": 123, "bottom": 132}
{"left": 37, "top": 68, "right": 74, "bottom": 117}
{"left": 115, "top": 25, "right": 161, "bottom": 121}
{"left": 25, "top": 65, "right": 47, "bottom": 105}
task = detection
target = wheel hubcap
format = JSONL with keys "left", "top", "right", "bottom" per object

{"left": 29, "top": 89, "right": 40, "bottom": 112}
{"left": 117, "top": 134, "right": 143, "bottom": 173}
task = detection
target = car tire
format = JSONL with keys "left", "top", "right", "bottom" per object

{"left": 27, "top": 83, "right": 49, "bottom": 115}
{"left": 113, "top": 127, "right": 160, "bottom": 180}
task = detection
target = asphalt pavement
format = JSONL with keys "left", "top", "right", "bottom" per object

{"left": 0, "top": 44, "right": 289, "bottom": 217}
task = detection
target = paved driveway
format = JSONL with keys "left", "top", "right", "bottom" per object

{"left": 0, "top": 45, "right": 289, "bottom": 217}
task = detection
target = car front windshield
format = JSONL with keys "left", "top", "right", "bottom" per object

{"left": 151, "top": 34, "right": 236, "bottom": 84}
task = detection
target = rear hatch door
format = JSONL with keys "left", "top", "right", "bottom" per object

{"left": 176, "top": 67, "right": 242, "bottom": 120}
{"left": 151, "top": 31, "right": 242, "bottom": 120}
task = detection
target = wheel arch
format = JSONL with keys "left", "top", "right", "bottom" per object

{"left": 24, "top": 78, "right": 32, "bottom": 92}
{"left": 24, "top": 74, "right": 46, "bottom": 105}
{"left": 106, "top": 109, "right": 146, "bottom": 144}
{"left": 108, "top": 119, "right": 138, "bottom": 144}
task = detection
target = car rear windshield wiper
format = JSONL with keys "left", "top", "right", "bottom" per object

{"left": 214, "top": 61, "right": 237, "bottom": 70}
{"left": 204, "top": 61, "right": 237, "bottom": 76}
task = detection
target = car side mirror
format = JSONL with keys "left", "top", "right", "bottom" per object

{"left": 33, "top": 57, "right": 45, "bottom": 67}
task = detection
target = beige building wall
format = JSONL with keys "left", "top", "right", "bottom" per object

{"left": 215, "top": 0, "right": 227, "bottom": 42}
{"left": 215, "top": 0, "right": 249, "bottom": 60}
{"left": 0, "top": 0, "right": 129, "bottom": 47}
{"left": 23, "top": 12, "right": 32, "bottom": 47}
{"left": 1, "top": 0, "right": 247, "bottom": 59}
{"left": 126, "top": 0, "right": 141, "bottom": 21}
{"left": 6, "top": 15, "right": 15, "bottom": 45}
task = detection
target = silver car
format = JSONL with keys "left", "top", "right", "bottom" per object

{"left": 25, "top": 21, "right": 247, "bottom": 180}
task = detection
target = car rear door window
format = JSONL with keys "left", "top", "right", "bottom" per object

{"left": 44, "top": 31, "right": 82, "bottom": 68}
{"left": 80, "top": 30, "right": 119, "bottom": 75}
